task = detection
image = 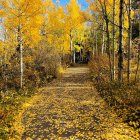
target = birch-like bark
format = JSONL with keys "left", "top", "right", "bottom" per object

{"left": 20, "top": 39, "right": 23, "bottom": 88}
{"left": 102, "top": 22, "right": 105, "bottom": 55}
{"left": 73, "top": 49, "right": 76, "bottom": 64}
{"left": 95, "top": 31, "right": 98, "bottom": 56}
{"left": 99, "top": 0, "right": 113, "bottom": 81}
{"left": 93, "top": 29, "right": 95, "bottom": 56}
{"left": 18, "top": 25, "right": 23, "bottom": 88}
{"left": 70, "top": 30, "right": 73, "bottom": 63}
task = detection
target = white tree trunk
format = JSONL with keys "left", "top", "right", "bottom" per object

{"left": 18, "top": 25, "right": 23, "bottom": 88}
{"left": 20, "top": 42, "right": 23, "bottom": 88}
{"left": 96, "top": 32, "right": 98, "bottom": 55}
{"left": 93, "top": 29, "right": 95, "bottom": 56}
{"left": 73, "top": 49, "right": 76, "bottom": 64}
{"left": 102, "top": 23, "right": 105, "bottom": 55}
{"left": 70, "top": 30, "right": 73, "bottom": 63}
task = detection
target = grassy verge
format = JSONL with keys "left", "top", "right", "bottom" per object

{"left": 0, "top": 88, "right": 39, "bottom": 140}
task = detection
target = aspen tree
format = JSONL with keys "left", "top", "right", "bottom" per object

{"left": 118, "top": 0, "right": 124, "bottom": 81}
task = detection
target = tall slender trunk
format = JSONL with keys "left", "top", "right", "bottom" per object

{"left": 102, "top": 21, "right": 105, "bottom": 55}
{"left": 112, "top": 0, "right": 116, "bottom": 80}
{"left": 20, "top": 40, "right": 23, "bottom": 88}
{"left": 127, "top": 0, "right": 132, "bottom": 83}
{"left": 18, "top": 25, "right": 23, "bottom": 88}
{"left": 104, "top": 39, "right": 107, "bottom": 54}
{"left": 135, "top": 49, "right": 140, "bottom": 82}
{"left": 103, "top": 0, "right": 113, "bottom": 81}
{"left": 70, "top": 30, "right": 73, "bottom": 63}
{"left": 4, "top": 51, "right": 7, "bottom": 90}
{"left": 73, "top": 49, "right": 76, "bottom": 64}
{"left": 105, "top": 17, "right": 113, "bottom": 81}
{"left": 135, "top": 21, "right": 140, "bottom": 81}
{"left": 118, "top": 0, "right": 124, "bottom": 81}
{"left": 95, "top": 31, "right": 98, "bottom": 56}
{"left": 139, "top": 19, "right": 140, "bottom": 37}
{"left": 17, "top": 0, "right": 23, "bottom": 88}
{"left": 93, "top": 29, "right": 95, "bottom": 56}
{"left": 92, "top": 45, "right": 95, "bottom": 56}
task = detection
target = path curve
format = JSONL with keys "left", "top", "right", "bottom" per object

{"left": 21, "top": 66, "right": 139, "bottom": 140}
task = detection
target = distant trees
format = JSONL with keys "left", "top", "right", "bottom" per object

{"left": 87, "top": 0, "right": 139, "bottom": 83}
{"left": 65, "top": 0, "right": 86, "bottom": 64}
{"left": 0, "top": 0, "right": 44, "bottom": 88}
{"left": 0, "top": 0, "right": 88, "bottom": 89}
{"left": 0, "top": 0, "right": 139, "bottom": 89}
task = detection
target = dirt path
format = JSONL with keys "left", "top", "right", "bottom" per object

{"left": 21, "top": 67, "right": 139, "bottom": 140}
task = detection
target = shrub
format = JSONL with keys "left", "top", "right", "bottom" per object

{"left": 0, "top": 89, "right": 35, "bottom": 139}
{"left": 89, "top": 57, "right": 140, "bottom": 134}
{"left": 89, "top": 55, "right": 110, "bottom": 81}
{"left": 0, "top": 40, "right": 61, "bottom": 89}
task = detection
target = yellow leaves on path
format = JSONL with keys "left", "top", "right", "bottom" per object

{"left": 19, "top": 67, "right": 139, "bottom": 139}
{"left": 21, "top": 88, "right": 139, "bottom": 139}
{"left": 10, "top": 94, "right": 42, "bottom": 140}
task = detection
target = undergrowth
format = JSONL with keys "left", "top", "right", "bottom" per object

{"left": 0, "top": 65, "right": 65, "bottom": 139}
{"left": 95, "top": 81, "right": 140, "bottom": 133}
{"left": 89, "top": 56, "right": 140, "bottom": 135}
{"left": 0, "top": 88, "right": 36, "bottom": 140}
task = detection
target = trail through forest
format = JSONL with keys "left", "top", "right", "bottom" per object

{"left": 21, "top": 66, "right": 139, "bottom": 140}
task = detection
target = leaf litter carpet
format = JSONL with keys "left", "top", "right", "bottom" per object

{"left": 21, "top": 67, "right": 139, "bottom": 140}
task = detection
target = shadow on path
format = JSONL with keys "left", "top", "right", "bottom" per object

{"left": 21, "top": 66, "right": 139, "bottom": 139}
